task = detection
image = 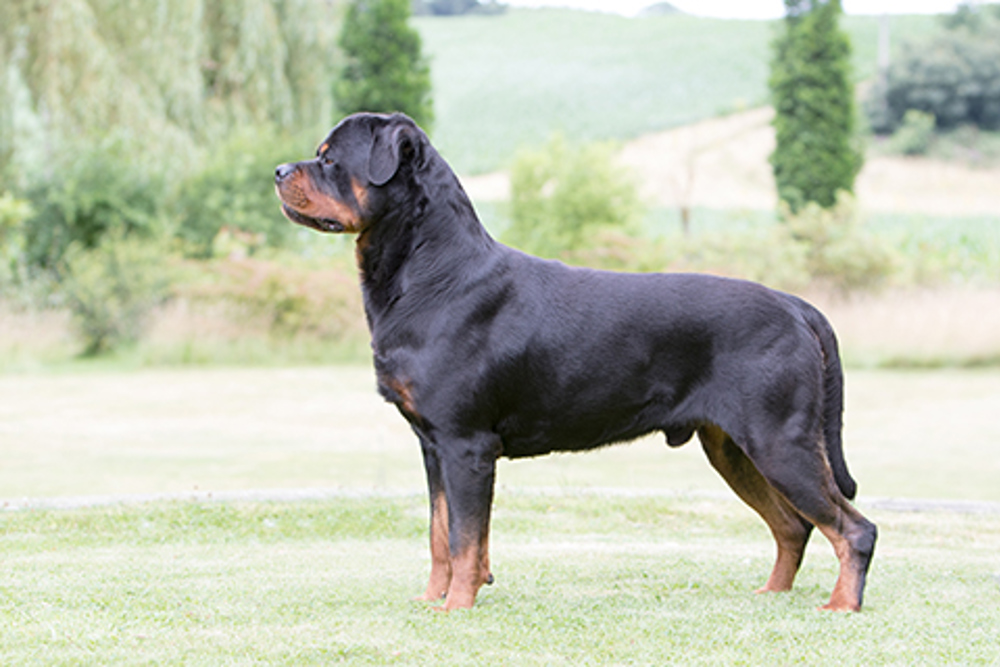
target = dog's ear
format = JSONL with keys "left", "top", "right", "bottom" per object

{"left": 368, "top": 121, "right": 418, "bottom": 186}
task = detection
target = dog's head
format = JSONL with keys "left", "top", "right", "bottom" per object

{"left": 274, "top": 112, "right": 427, "bottom": 235}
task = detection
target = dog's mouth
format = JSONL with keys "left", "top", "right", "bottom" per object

{"left": 280, "top": 202, "right": 346, "bottom": 234}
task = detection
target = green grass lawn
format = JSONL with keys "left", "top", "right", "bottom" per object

{"left": 2, "top": 494, "right": 999, "bottom": 664}
{"left": 417, "top": 10, "right": 939, "bottom": 174}
{"left": 1, "top": 367, "right": 999, "bottom": 502}
{"left": 2, "top": 367, "right": 999, "bottom": 662}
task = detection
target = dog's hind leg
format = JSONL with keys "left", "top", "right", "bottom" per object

{"left": 436, "top": 433, "right": 500, "bottom": 611}
{"left": 736, "top": 428, "right": 877, "bottom": 612}
{"left": 698, "top": 424, "right": 814, "bottom": 593}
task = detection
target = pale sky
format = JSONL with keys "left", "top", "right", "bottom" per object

{"left": 502, "top": 0, "right": 967, "bottom": 19}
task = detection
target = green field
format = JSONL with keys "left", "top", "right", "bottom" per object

{"left": 2, "top": 367, "right": 999, "bottom": 662}
{"left": 416, "top": 10, "right": 940, "bottom": 174}
{"left": 2, "top": 494, "right": 999, "bottom": 664}
{"left": 2, "top": 367, "right": 999, "bottom": 501}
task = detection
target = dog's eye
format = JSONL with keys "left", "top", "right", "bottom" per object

{"left": 321, "top": 156, "right": 334, "bottom": 167}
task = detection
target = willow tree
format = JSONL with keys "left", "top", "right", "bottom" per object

{"left": 769, "top": 0, "right": 862, "bottom": 213}
{"left": 0, "top": 0, "right": 339, "bottom": 178}
{"left": 0, "top": 0, "right": 341, "bottom": 264}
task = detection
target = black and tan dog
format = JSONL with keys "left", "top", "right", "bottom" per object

{"left": 275, "top": 112, "right": 877, "bottom": 612}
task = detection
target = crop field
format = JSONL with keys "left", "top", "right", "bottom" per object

{"left": 416, "top": 10, "right": 940, "bottom": 174}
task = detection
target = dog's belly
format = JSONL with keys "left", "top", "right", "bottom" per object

{"left": 494, "top": 391, "right": 701, "bottom": 459}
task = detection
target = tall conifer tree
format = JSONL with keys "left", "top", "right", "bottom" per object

{"left": 335, "top": 0, "right": 434, "bottom": 132}
{"left": 769, "top": 0, "right": 861, "bottom": 213}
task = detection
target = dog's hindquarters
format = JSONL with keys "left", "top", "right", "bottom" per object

{"left": 788, "top": 295, "right": 857, "bottom": 500}
{"left": 699, "top": 291, "right": 876, "bottom": 610}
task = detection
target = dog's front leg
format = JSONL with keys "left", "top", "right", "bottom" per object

{"left": 417, "top": 437, "right": 452, "bottom": 601}
{"left": 437, "top": 433, "right": 500, "bottom": 611}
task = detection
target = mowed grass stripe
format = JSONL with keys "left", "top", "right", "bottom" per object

{"left": 2, "top": 494, "right": 999, "bottom": 665}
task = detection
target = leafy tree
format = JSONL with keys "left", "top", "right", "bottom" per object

{"left": 335, "top": 0, "right": 434, "bottom": 132}
{"left": 24, "top": 140, "right": 168, "bottom": 269}
{"left": 768, "top": 0, "right": 861, "bottom": 213}
{"left": 866, "top": 9, "right": 1000, "bottom": 134}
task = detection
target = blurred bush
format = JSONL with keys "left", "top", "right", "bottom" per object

{"left": 0, "top": 191, "right": 32, "bottom": 280}
{"left": 179, "top": 255, "right": 365, "bottom": 342}
{"left": 780, "top": 193, "right": 896, "bottom": 292}
{"left": 173, "top": 127, "right": 302, "bottom": 257}
{"left": 61, "top": 231, "right": 174, "bottom": 356}
{"left": 505, "top": 135, "right": 644, "bottom": 261}
{"left": 866, "top": 17, "right": 1000, "bottom": 135}
{"left": 889, "top": 110, "right": 937, "bottom": 156}
{"left": 23, "top": 141, "right": 169, "bottom": 270}
{"left": 502, "top": 136, "right": 893, "bottom": 293}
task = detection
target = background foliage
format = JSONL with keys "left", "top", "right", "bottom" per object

{"left": 769, "top": 0, "right": 862, "bottom": 213}
{"left": 0, "top": 0, "right": 340, "bottom": 264}
{"left": 505, "top": 136, "right": 644, "bottom": 261}
{"left": 61, "top": 231, "right": 173, "bottom": 355}
{"left": 866, "top": 5, "right": 1000, "bottom": 134}
{"left": 0, "top": 3, "right": 996, "bottom": 362}
{"left": 173, "top": 127, "right": 305, "bottom": 257}
{"left": 335, "top": 0, "right": 434, "bottom": 132}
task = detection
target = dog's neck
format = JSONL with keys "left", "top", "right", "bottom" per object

{"left": 357, "top": 165, "right": 497, "bottom": 328}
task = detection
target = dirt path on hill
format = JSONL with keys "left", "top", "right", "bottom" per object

{"left": 461, "top": 106, "right": 1000, "bottom": 216}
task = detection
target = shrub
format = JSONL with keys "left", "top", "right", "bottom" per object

{"left": 23, "top": 141, "right": 168, "bottom": 269}
{"left": 61, "top": 232, "right": 174, "bottom": 356}
{"left": 889, "top": 110, "right": 936, "bottom": 156}
{"left": 173, "top": 126, "right": 304, "bottom": 257}
{"left": 180, "top": 256, "right": 365, "bottom": 342}
{"left": 780, "top": 193, "right": 896, "bottom": 291}
{"left": 504, "top": 135, "right": 644, "bottom": 261}
{"left": 666, "top": 227, "right": 812, "bottom": 291}
{"left": 0, "top": 191, "right": 32, "bottom": 281}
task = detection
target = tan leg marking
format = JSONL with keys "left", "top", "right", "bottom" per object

{"left": 699, "top": 425, "right": 813, "bottom": 594}
{"left": 417, "top": 492, "right": 451, "bottom": 601}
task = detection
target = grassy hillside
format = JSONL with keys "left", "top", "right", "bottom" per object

{"left": 415, "top": 9, "right": 940, "bottom": 174}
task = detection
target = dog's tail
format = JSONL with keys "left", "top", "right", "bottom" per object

{"left": 793, "top": 297, "right": 858, "bottom": 501}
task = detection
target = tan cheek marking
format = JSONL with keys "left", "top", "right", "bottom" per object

{"left": 300, "top": 175, "right": 361, "bottom": 232}
{"left": 276, "top": 170, "right": 311, "bottom": 209}
{"left": 352, "top": 178, "right": 369, "bottom": 213}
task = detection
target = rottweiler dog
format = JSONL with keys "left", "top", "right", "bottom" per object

{"left": 274, "top": 112, "right": 877, "bottom": 612}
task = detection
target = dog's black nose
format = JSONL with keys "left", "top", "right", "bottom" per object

{"left": 275, "top": 163, "right": 296, "bottom": 183}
